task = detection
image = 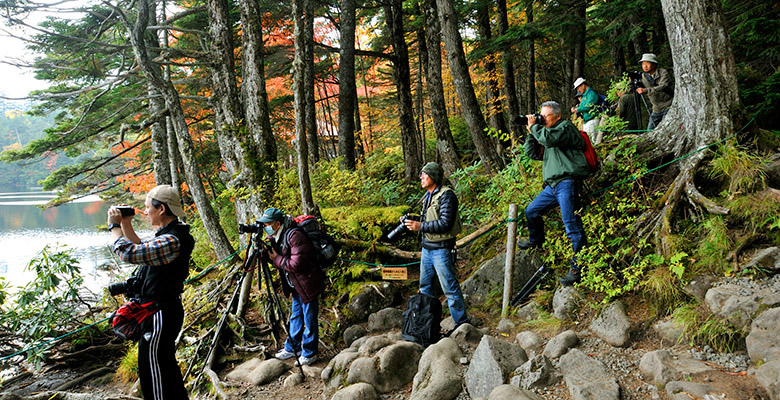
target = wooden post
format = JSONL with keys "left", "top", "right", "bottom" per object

{"left": 501, "top": 204, "right": 518, "bottom": 319}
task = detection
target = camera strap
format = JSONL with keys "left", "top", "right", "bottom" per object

{"left": 643, "top": 72, "right": 657, "bottom": 86}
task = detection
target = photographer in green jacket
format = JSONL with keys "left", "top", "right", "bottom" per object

{"left": 518, "top": 101, "right": 590, "bottom": 285}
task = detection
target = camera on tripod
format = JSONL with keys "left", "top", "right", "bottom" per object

{"left": 626, "top": 71, "right": 645, "bottom": 88}
{"left": 108, "top": 276, "right": 141, "bottom": 297}
{"left": 387, "top": 214, "right": 421, "bottom": 241}
{"left": 238, "top": 220, "right": 263, "bottom": 234}
{"left": 512, "top": 113, "right": 544, "bottom": 127}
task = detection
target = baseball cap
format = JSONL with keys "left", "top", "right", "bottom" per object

{"left": 147, "top": 185, "right": 186, "bottom": 217}
{"left": 258, "top": 207, "right": 285, "bottom": 223}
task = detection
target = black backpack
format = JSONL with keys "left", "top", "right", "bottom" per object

{"left": 402, "top": 293, "right": 442, "bottom": 347}
{"left": 286, "top": 215, "right": 340, "bottom": 268}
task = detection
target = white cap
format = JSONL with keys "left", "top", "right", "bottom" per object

{"left": 573, "top": 77, "right": 587, "bottom": 90}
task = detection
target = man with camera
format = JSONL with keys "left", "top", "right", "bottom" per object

{"left": 517, "top": 101, "right": 590, "bottom": 286}
{"left": 635, "top": 53, "right": 674, "bottom": 130}
{"left": 260, "top": 208, "right": 325, "bottom": 367}
{"left": 403, "top": 162, "right": 468, "bottom": 330}
{"left": 570, "top": 77, "right": 603, "bottom": 145}
{"left": 107, "top": 185, "right": 193, "bottom": 400}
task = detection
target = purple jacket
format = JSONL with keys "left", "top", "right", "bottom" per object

{"left": 272, "top": 228, "right": 325, "bottom": 304}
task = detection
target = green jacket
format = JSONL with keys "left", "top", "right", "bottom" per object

{"left": 575, "top": 87, "right": 599, "bottom": 122}
{"left": 525, "top": 119, "right": 589, "bottom": 187}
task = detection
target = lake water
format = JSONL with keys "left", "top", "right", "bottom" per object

{"left": 0, "top": 185, "right": 150, "bottom": 294}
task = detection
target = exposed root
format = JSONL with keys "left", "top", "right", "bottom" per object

{"left": 684, "top": 180, "right": 729, "bottom": 215}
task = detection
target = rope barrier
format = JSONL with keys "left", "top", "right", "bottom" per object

{"left": 1, "top": 244, "right": 248, "bottom": 362}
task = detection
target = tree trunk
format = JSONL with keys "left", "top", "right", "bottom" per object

{"left": 526, "top": 0, "right": 536, "bottom": 111}
{"left": 127, "top": 0, "right": 234, "bottom": 259}
{"left": 304, "top": 0, "right": 320, "bottom": 165}
{"left": 387, "top": 0, "right": 423, "bottom": 182}
{"left": 610, "top": 29, "right": 626, "bottom": 79}
{"left": 476, "top": 1, "right": 509, "bottom": 139}
{"left": 161, "top": 6, "right": 182, "bottom": 191}
{"left": 294, "top": 0, "right": 317, "bottom": 215}
{"left": 422, "top": 0, "right": 461, "bottom": 177}
{"left": 496, "top": 0, "right": 519, "bottom": 120}
{"left": 143, "top": 4, "right": 170, "bottom": 185}
{"left": 338, "top": 0, "right": 357, "bottom": 171}
{"left": 436, "top": 0, "right": 504, "bottom": 172}
{"left": 648, "top": 0, "right": 741, "bottom": 255}
{"left": 571, "top": 0, "right": 586, "bottom": 80}
{"left": 239, "top": 0, "right": 278, "bottom": 206}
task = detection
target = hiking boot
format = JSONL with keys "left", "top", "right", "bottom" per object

{"left": 274, "top": 348, "right": 296, "bottom": 360}
{"left": 295, "top": 354, "right": 317, "bottom": 366}
{"left": 517, "top": 239, "right": 541, "bottom": 250}
{"left": 559, "top": 269, "right": 581, "bottom": 286}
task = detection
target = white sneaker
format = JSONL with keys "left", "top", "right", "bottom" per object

{"left": 295, "top": 354, "right": 317, "bottom": 366}
{"left": 274, "top": 348, "right": 296, "bottom": 360}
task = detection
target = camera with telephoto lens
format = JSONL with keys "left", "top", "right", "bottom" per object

{"left": 238, "top": 220, "right": 263, "bottom": 234}
{"left": 108, "top": 276, "right": 140, "bottom": 296}
{"left": 115, "top": 206, "right": 135, "bottom": 217}
{"left": 627, "top": 71, "right": 645, "bottom": 88}
{"left": 512, "top": 113, "right": 544, "bottom": 127}
{"left": 386, "top": 214, "right": 421, "bottom": 241}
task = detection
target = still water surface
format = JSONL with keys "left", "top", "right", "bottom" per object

{"left": 0, "top": 185, "right": 149, "bottom": 294}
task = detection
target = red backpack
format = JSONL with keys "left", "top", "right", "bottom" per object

{"left": 579, "top": 130, "right": 600, "bottom": 173}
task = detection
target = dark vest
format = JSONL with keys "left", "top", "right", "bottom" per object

{"left": 135, "top": 221, "right": 195, "bottom": 302}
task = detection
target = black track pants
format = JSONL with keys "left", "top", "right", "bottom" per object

{"left": 138, "top": 302, "right": 188, "bottom": 400}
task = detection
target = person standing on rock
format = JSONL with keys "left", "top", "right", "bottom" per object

{"left": 403, "top": 162, "right": 469, "bottom": 330}
{"left": 517, "top": 101, "right": 590, "bottom": 286}
{"left": 262, "top": 207, "right": 326, "bottom": 366}
{"left": 107, "top": 185, "right": 193, "bottom": 400}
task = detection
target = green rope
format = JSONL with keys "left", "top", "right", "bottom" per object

{"left": 338, "top": 259, "right": 420, "bottom": 267}
{"left": 590, "top": 118, "right": 755, "bottom": 196}
{"left": 2, "top": 244, "right": 248, "bottom": 362}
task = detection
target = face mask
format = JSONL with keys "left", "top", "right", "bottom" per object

{"left": 264, "top": 224, "right": 277, "bottom": 237}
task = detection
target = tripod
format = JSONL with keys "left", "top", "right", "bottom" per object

{"left": 243, "top": 232, "right": 306, "bottom": 379}
{"left": 509, "top": 264, "right": 549, "bottom": 307}
{"left": 629, "top": 81, "right": 652, "bottom": 130}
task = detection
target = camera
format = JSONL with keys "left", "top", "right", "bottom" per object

{"left": 116, "top": 206, "right": 135, "bottom": 217}
{"left": 512, "top": 113, "right": 544, "bottom": 127}
{"left": 238, "top": 220, "right": 263, "bottom": 234}
{"left": 627, "top": 71, "right": 645, "bottom": 88}
{"left": 108, "top": 276, "right": 140, "bottom": 296}
{"left": 387, "top": 214, "right": 420, "bottom": 241}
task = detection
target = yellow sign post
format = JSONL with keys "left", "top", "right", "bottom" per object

{"left": 381, "top": 267, "right": 408, "bottom": 280}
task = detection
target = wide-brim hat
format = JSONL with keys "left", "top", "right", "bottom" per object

{"left": 638, "top": 53, "right": 658, "bottom": 64}
{"left": 147, "top": 185, "right": 186, "bottom": 217}
{"left": 258, "top": 207, "right": 285, "bottom": 223}
{"left": 573, "top": 77, "right": 586, "bottom": 90}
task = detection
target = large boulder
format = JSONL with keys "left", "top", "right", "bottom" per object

{"left": 515, "top": 331, "right": 543, "bottom": 358}
{"left": 746, "top": 307, "right": 780, "bottom": 364}
{"left": 652, "top": 318, "right": 685, "bottom": 346}
{"left": 461, "top": 250, "right": 541, "bottom": 306}
{"left": 589, "top": 301, "right": 631, "bottom": 347}
{"left": 343, "top": 325, "right": 367, "bottom": 347}
{"left": 665, "top": 381, "right": 724, "bottom": 400}
{"left": 704, "top": 283, "right": 780, "bottom": 328}
{"left": 487, "top": 385, "right": 544, "bottom": 400}
{"left": 552, "top": 286, "right": 582, "bottom": 320}
{"left": 542, "top": 330, "right": 578, "bottom": 359}
{"left": 559, "top": 349, "right": 619, "bottom": 400}
{"left": 321, "top": 350, "right": 361, "bottom": 388}
{"left": 331, "top": 382, "right": 380, "bottom": 400}
{"left": 638, "top": 349, "right": 713, "bottom": 385}
{"left": 465, "top": 335, "right": 528, "bottom": 399}
{"left": 225, "top": 358, "right": 290, "bottom": 386}
{"left": 765, "top": 153, "right": 780, "bottom": 189}
{"left": 348, "top": 283, "right": 400, "bottom": 321}
{"left": 410, "top": 338, "right": 464, "bottom": 400}
{"left": 367, "top": 307, "right": 403, "bottom": 332}
{"left": 509, "top": 355, "right": 557, "bottom": 390}
{"left": 450, "top": 323, "right": 483, "bottom": 348}
{"left": 755, "top": 359, "right": 780, "bottom": 400}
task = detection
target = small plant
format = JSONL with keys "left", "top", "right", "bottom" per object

{"left": 116, "top": 344, "right": 139, "bottom": 383}
{"left": 709, "top": 143, "right": 766, "bottom": 197}
{"left": 672, "top": 304, "right": 746, "bottom": 353}
{"left": 642, "top": 266, "right": 687, "bottom": 316}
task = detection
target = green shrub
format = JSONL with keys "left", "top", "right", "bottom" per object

{"left": 672, "top": 304, "right": 746, "bottom": 353}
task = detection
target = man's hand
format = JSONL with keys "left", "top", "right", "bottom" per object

{"left": 107, "top": 207, "right": 122, "bottom": 225}
{"left": 636, "top": 87, "right": 646, "bottom": 95}
{"left": 526, "top": 114, "right": 537, "bottom": 126}
{"left": 570, "top": 106, "right": 577, "bottom": 114}
{"left": 404, "top": 219, "right": 421, "bottom": 232}
{"left": 267, "top": 246, "right": 278, "bottom": 261}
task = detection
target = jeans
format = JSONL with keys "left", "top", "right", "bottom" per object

{"left": 525, "top": 178, "right": 587, "bottom": 270}
{"left": 285, "top": 291, "right": 319, "bottom": 358}
{"left": 420, "top": 247, "right": 468, "bottom": 327}
{"left": 647, "top": 108, "right": 669, "bottom": 130}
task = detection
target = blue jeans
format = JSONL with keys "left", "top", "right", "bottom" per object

{"left": 420, "top": 247, "right": 468, "bottom": 327}
{"left": 284, "top": 291, "right": 319, "bottom": 358}
{"left": 647, "top": 108, "right": 669, "bottom": 130}
{"left": 525, "top": 178, "right": 587, "bottom": 270}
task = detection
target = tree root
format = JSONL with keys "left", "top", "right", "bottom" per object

{"left": 53, "top": 367, "right": 114, "bottom": 391}
{"left": 656, "top": 153, "right": 705, "bottom": 257}
{"left": 49, "top": 343, "right": 125, "bottom": 363}
{"left": 684, "top": 180, "right": 729, "bottom": 215}
{"left": 727, "top": 233, "right": 760, "bottom": 271}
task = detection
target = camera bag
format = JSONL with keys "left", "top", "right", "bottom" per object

{"left": 289, "top": 215, "right": 341, "bottom": 268}
{"left": 111, "top": 299, "right": 159, "bottom": 341}
{"left": 401, "top": 293, "right": 442, "bottom": 347}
